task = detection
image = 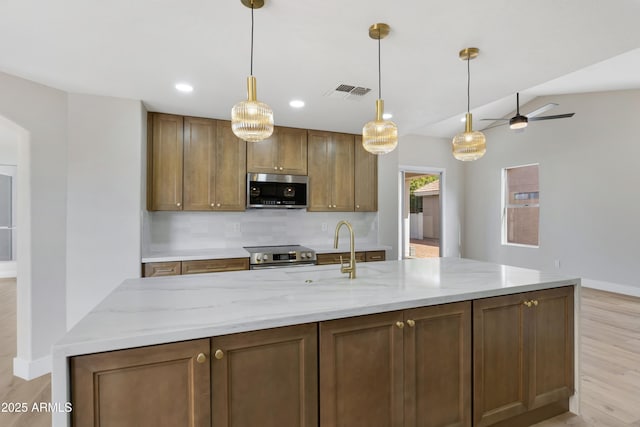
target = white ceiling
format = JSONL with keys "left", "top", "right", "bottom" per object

{"left": 1, "top": 0, "right": 639, "bottom": 138}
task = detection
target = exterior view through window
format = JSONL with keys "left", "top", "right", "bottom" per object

{"left": 503, "top": 164, "right": 539, "bottom": 246}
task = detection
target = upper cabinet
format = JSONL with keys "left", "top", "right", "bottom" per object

{"left": 354, "top": 135, "right": 378, "bottom": 212}
{"left": 247, "top": 126, "right": 307, "bottom": 175}
{"left": 148, "top": 113, "right": 184, "bottom": 211}
{"left": 307, "top": 130, "right": 355, "bottom": 212}
{"left": 147, "top": 113, "right": 246, "bottom": 212}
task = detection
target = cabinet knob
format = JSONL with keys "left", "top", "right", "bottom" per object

{"left": 274, "top": 166, "right": 278, "bottom": 170}
{"left": 214, "top": 349, "right": 224, "bottom": 360}
{"left": 332, "top": 204, "right": 337, "bottom": 208}
{"left": 523, "top": 300, "right": 532, "bottom": 308}
{"left": 216, "top": 203, "right": 221, "bottom": 207}
{"left": 406, "top": 319, "right": 415, "bottom": 327}
{"left": 328, "top": 205, "right": 332, "bottom": 208}
{"left": 196, "top": 353, "right": 207, "bottom": 364}
{"left": 279, "top": 166, "right": 283, "bottom": 171}
{"left": 176, "top": 202, "right": 181, "bottom": 207}
{"left": 210, "top": 203, "right": 215, "bottom": 207}
{"left": 532, "top": 300, "right": 539, "bottom": 306}
{"left": 396, "top": 321, "right": 405, "bottom": 329}
{"left": 356, "top": 205, "right": 360, "bottom": 209}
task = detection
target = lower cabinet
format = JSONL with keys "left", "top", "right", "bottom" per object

{"left": 473, "top": 286, "right": 574, "bottom": 427}
{"left": 211, "top": 323, "right": 318, "bottom": 427}
{"left": 142, "top": 258, "right": 249, "bottom": 277}
{"left": 70, "top": 339, "right": 211, "bottom": 427}
{"left": 319, "top": 301, "right": 471, "bottom": 427}
{"left": 316, "top": 250, "right": 385, "bottom": 265}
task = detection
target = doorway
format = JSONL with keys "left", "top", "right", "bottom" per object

{"left": 401, "top": 168, "right": 443, "bottom": 259}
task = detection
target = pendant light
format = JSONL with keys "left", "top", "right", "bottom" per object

{"left": 452, "top": 47, "right": 486, "bottom": 161}
{"left": 231, "top": 0, "right": 274, "bottom": 142}
{"left": 362, "top": 23, "right": 398, "bottom": 155}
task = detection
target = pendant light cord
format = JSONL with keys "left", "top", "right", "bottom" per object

{"left": 250, "top": 2, "right": 254, "bottom": 76}
{"left": 466, "top": 55, "right": 470, "bottom": 113}
{"left": 378, "top": 31, "right": 382, "bottom": 99}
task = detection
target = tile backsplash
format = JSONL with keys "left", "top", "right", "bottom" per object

{"left": 144, "top": 210, "right": 378, "bottom": 253}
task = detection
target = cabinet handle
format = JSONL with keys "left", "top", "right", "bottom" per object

{"left": 196, "top": 353, "right": 207, "bottom": 363}
{"left": 532, "top": 300, "right": 539, "bottom": 306}
{"left": 176, "top": 202, "right": 181, "bottom": 207}
{"left": 214, "top": 349, "right": 224, "bottom": 360}
{"left": 396, "top": 321, "right": 405, "bottom": 329}
{"left": 523, "top": 300, "right": 532, "bottom": 308}
{"left": 406, "top": 319, "right": 415, "bottom": 327}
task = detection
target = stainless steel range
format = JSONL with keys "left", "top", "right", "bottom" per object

{"left": 244, "top": 245, "right": 317, "bottom": 269}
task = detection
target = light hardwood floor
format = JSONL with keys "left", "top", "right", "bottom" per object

{"left": 0, "top": 279, "right": 638, "bottom": 426}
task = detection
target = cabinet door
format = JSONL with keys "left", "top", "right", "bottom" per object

{"left": 149, "top": 113, "right": 183, "bottom": 211}
{"left": 320, "top": 311, "right": 404, "bottom": 427}
{"left": 183, "top": 117, "right": 217, "bottom": 210}
{"left": 354, "top": 135, "right": 378, "bottom": 212}
{"left": 405, "top": 302, "right": 471, "bottom": 427}
{"left": 277, "top": 126, "right": 308, "bottom": 175}
{"left": 214, "top": 121, "right": 247, "bottom": 211}
{"left": 307, "top": 131, "right": 332, "bottom": 211}
{"left": 365, "top": 250, "right": 386, "bottom": 262}
{"left": 526, "top": 286, "right": 574, "bottom": 410}
{"left": 71, "top": 339, "right": 210, "bottom": 427}
{"left": 473, "top": 293, "right": 528, "bottom": 426}
{"left": 315, "top": 252, "right": 366, "bottom": 265}
{"left": 246, "top": 134, "right": 277, "bottom": 173}
{"left": 331, "top": 133, "right": 355, "bottom": 211}
{"left": 143, "top": 261, "right": 181, "bottom": 277}
{"left": 211, "top": 323, "right": 318, "bottom": 427}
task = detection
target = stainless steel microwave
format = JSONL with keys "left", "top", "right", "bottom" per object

{"left": 247, "top": 173, "right": 308, "bottom": 209}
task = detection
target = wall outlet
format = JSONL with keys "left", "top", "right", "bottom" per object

{"left": 321, "top": 222, "right": 328, "bottom": 232}
{"left": 554, "top": 259, "right": 561, "bottom": 269}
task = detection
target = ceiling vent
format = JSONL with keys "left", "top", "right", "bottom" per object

{"left": 324, "top": 84, "right": 372, "bottom": 100}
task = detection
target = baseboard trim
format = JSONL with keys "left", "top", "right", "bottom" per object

{"left": 0, "top": 261, "right": 17, "bottom": 278}
{"left": 582, "top": 278, "right": 640, "bottom": 298}
{"left": 13, "top": 355, "right": 52, "bottom": 380}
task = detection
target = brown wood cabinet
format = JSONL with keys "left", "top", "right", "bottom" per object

{"left": 182, "top": 258, "right": 249, "bottom": 275}
{"left": 354, "top": 135, "right": 378, "bottom": 212}
{"left": 316, "top": 250, "right": 385, "bottom": 265}
{"left": 147, "top": 113, "right": 247, "bottom": 212}
{"left": 71, "top": 339, "right": 210, "bottom": 427}
{"left": 307, "top": 130, "right": 354, "bottom": 211}
{"left": 148, "top": 113, "right": 184, "bottom": 211}
{"left": 143, "top": 261, "right": 182, "bottom": 277}
{"left": 211, "top": 323, "right": 318, "bottom": 427}
{"left": 320, "top": 302, "right": 471, "bottom": 427}
{"left": 142, "top": 258, "right": 249, "bottom": 277}
{"left": 473, "top": 286, "right": 574, "bottom": 427}
{"left": 246, "top": 126, "right": 307, "bottom": 175}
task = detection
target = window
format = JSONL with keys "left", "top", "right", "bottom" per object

{"left": 502, "top": 164, "right": 539, "bottom": 246}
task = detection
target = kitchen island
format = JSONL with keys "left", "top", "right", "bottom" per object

{"left": 52, "top": 257, "right": 580, "bottom": 427}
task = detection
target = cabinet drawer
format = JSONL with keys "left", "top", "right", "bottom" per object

{"left": 143, "top": 261, "right": 182, "bottom": 277}
{"left": 365, "top": 250, "right": 386, "bottom": 262}
{"left": 182, "top": 258, "right": 249, "bottom": 274}
{"left": 316, "top": 252, "right": 366, "bottom": 265}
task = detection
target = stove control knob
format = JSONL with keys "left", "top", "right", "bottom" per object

{"left": 301, "top": 252, "right": 307, "bottom": 259}
{"left": 255, "top": 254, "right": 262, "bottom": 263}
{"left": 262, "top": 254, "right": 269, "bottom": 261}
{"left": 306, "top": 252, "right": 313, "bottom": 259}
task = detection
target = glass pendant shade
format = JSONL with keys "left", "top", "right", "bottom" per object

{"left": 232, "top": 76, "right": 274, "bottom": 142}
{"left": 452, "top": 113, "right": 486, "bottom": 161}
{"left": 363, "top": 99, "right": 398, "bottom": 154}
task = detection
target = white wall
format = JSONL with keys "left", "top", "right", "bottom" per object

{"left": 0, "top": 125, "right": 19, "bottom": 164}
{"left": 66, "top": 94, "right": 144, "bottom": 327}
{"left": 463, "top": 90, "right": 640, "bottom": 294}
{"left": 379, "top": 134, "right": 465, "bottom": 259}
{"left": 0, "top": 71, "right": 68, "bottom": 377}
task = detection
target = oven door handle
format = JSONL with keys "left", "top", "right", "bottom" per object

{"left": 250, "top": 262, "right": 316, "bottom": 270}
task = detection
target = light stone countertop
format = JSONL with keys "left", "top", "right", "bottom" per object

{"left": 141, "top": 244, "right": 391, "bottom": 263}
{"left": 51, "top": 257, "right": 580, "bottom": 426}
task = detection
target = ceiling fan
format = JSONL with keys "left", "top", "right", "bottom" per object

{"left": 482, "top": 93, "right": 575, "bottom": 130}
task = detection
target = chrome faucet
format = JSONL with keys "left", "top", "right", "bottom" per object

{"left": 334, "top": 220, "right": 356, "bottom": 279}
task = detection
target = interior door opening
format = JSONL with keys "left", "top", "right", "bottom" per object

{"left": 402, "top": 171, "right": 442, "bottom": 259}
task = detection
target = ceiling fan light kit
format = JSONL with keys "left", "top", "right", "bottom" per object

{"left": 452, "top": 47, "right": 487, "bottom": 161}
{"left": 362, "top": 23, "right": 398, "bottom": 155}
{"left": 231, "top": 0, "right": 274, "bottom": 143}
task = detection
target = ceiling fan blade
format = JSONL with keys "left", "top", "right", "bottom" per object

{"left": 484, "top": 122, "right": 508, "bottom": 130}
{"left": 526, "top": 103, "right": 559, "bottom": 118}
{"left": 481, "top": 118, "right": 510, "bottom": 121}
{"left": 529, "top": 113, "right": 575, "bottom": 121}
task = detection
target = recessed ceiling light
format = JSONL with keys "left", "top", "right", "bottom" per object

{"left": 382, "top": 113, "right": 393, "bottom": 120}
{"left": 289, "top": 100, "right": 305, "bottom": 108}
{"left": 175, "top": 83, "right": 194, "bottom": 93}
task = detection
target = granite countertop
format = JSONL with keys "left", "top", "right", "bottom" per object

{"left": 54, "top": 257, "right": 578, "bottom": 357}
{"left": 141, "top": 243, "right": 392, "bottom": 263}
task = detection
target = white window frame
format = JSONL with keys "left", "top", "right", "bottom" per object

{"left": 501, "top": 163, "right": 540, "bottom": 248}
